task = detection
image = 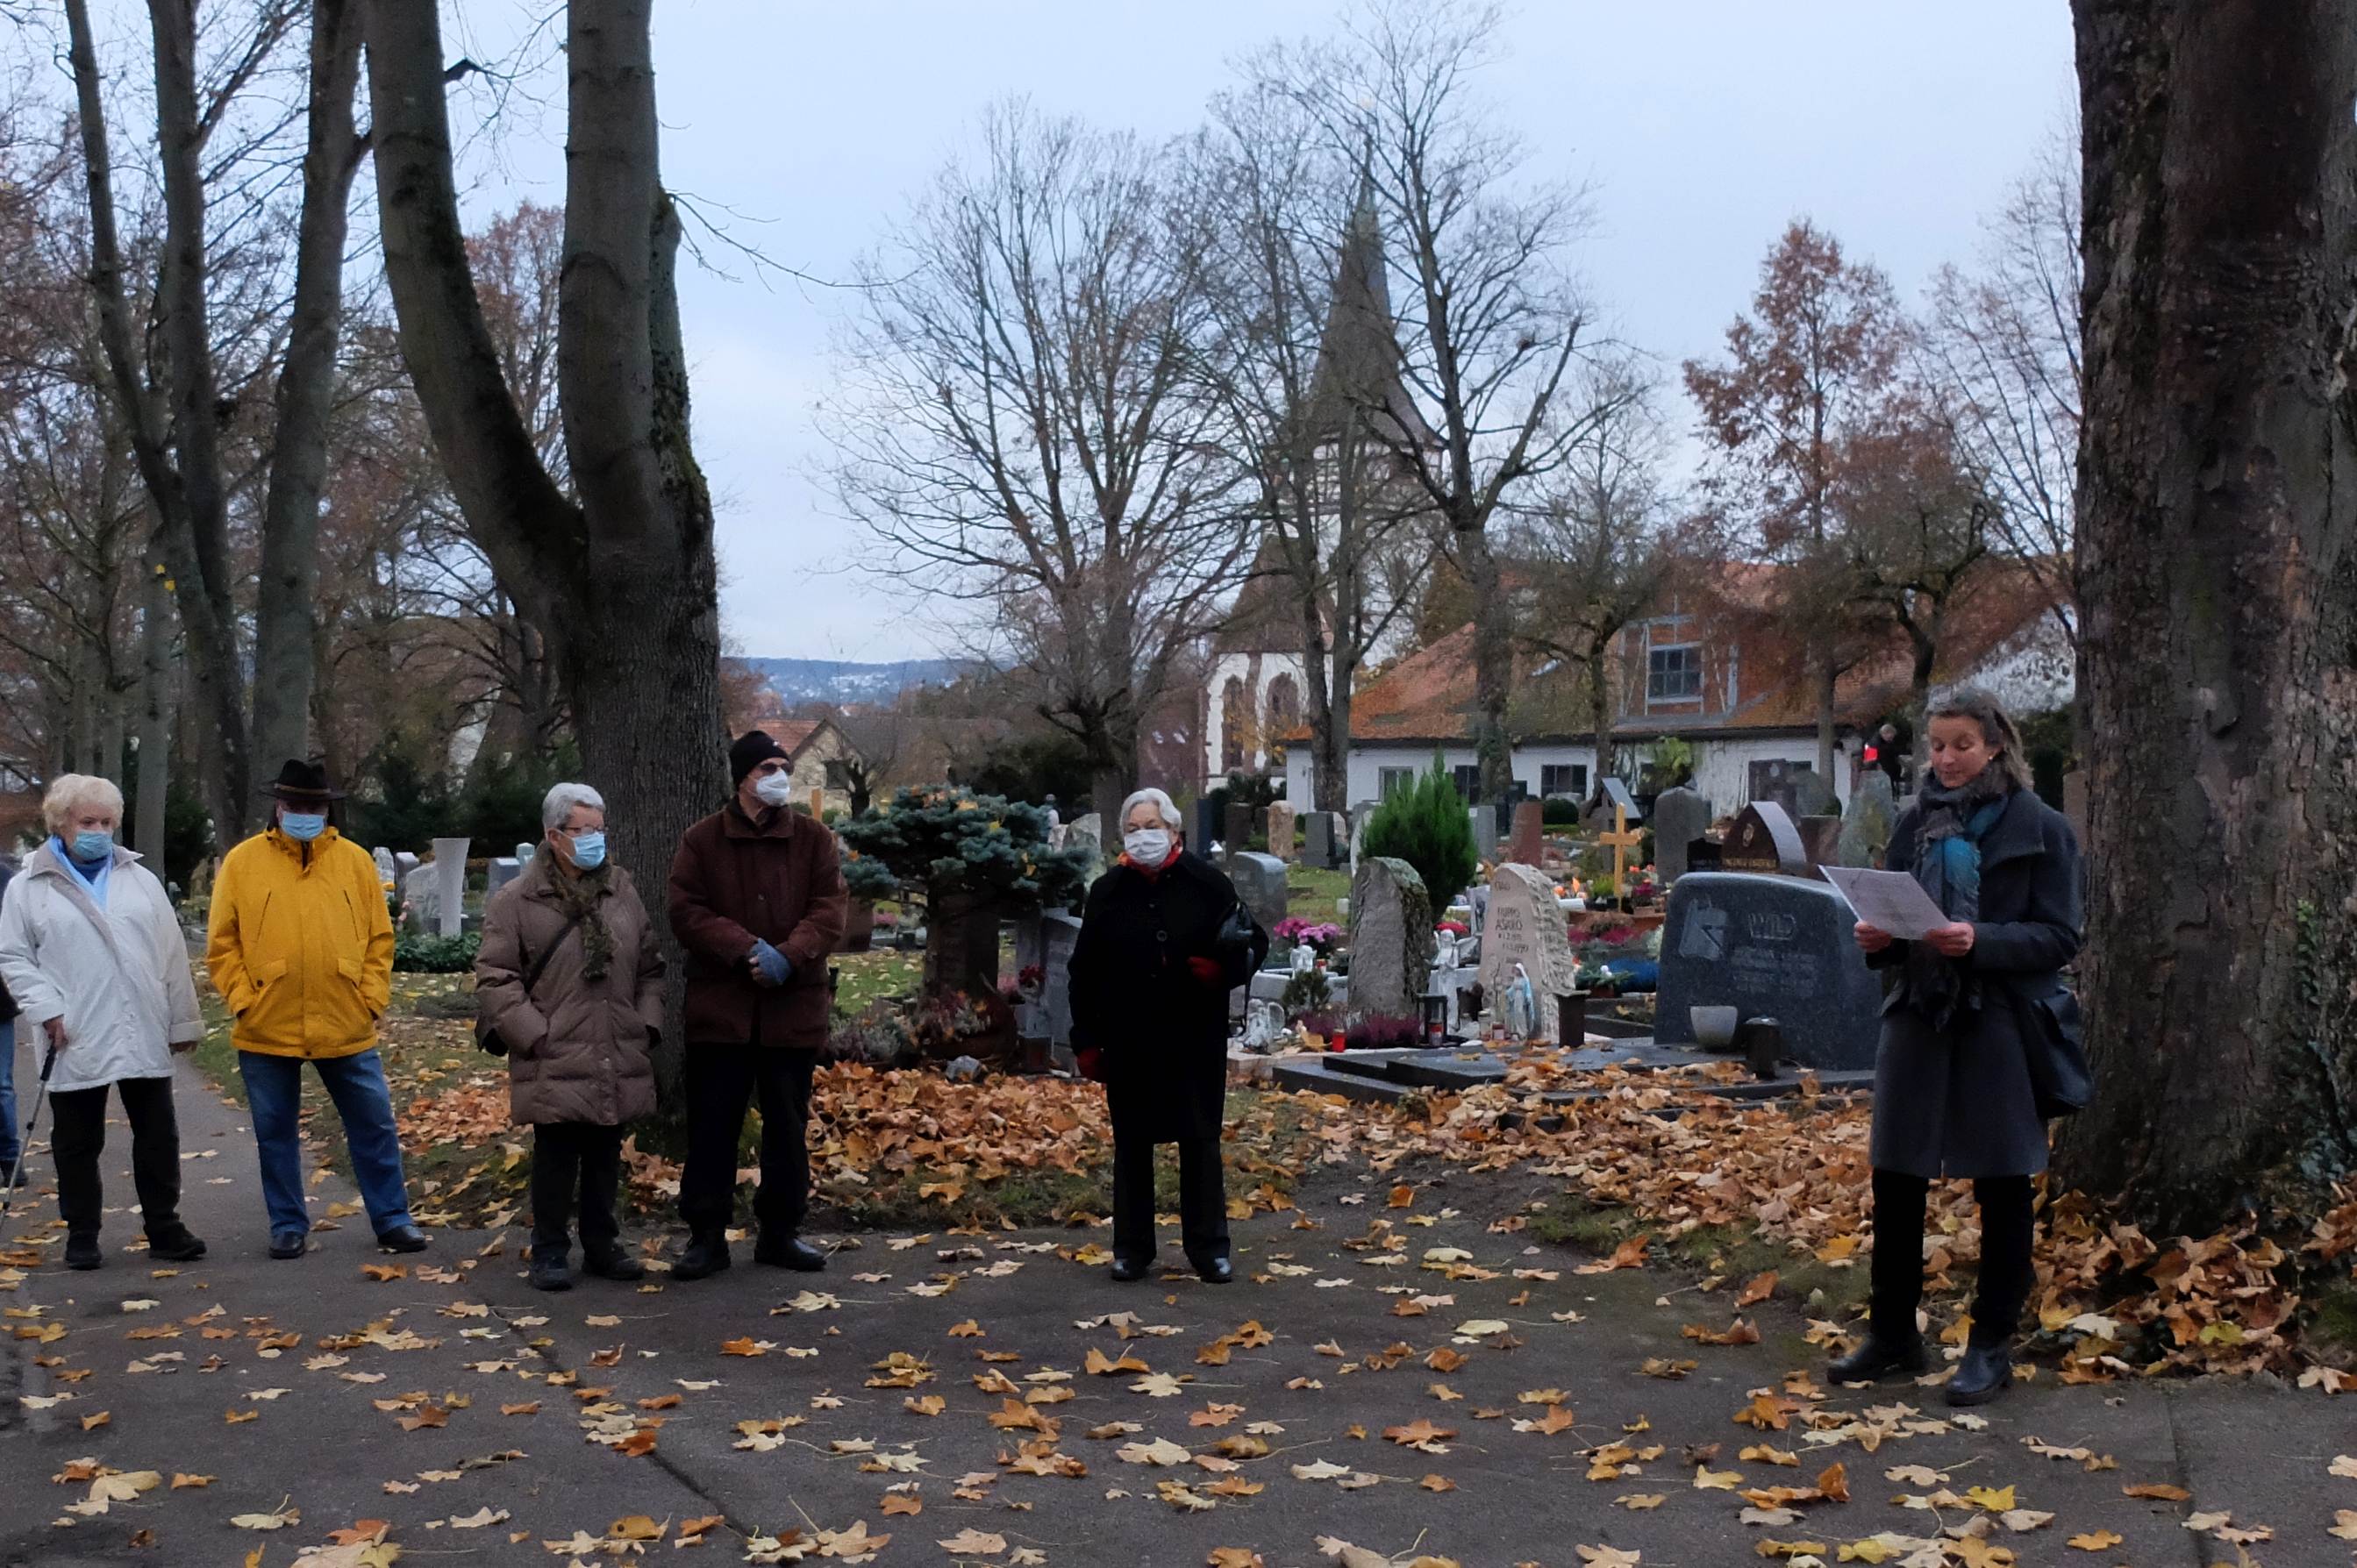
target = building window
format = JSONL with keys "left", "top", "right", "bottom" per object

{"left": 1264, "top": 674, "right": 1299, "bottom": 767}
{"left": 1451, "top": 764, "right": 1481, "bottom": 801}
{"left": 823, "top": 759, "right": 849, "bottom": 790}
{"left": 1647, "top": 645, "right": 1703, "bottom": 703}
{"left": 1379, "top": 766, "right": 1414, "bottom": 800}
{"left": 1540, "top": 763, "right": 1587, "bottom": 798}
{"left": 1220, "top": 676, "right": 1248, "bottom": 773}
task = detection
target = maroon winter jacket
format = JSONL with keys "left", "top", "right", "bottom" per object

{"left": 667, "top": 802, "right": 848, "bottom": 1048}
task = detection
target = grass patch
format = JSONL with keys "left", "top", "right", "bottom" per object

{"left": 1287, "top": 864, "right": 1351, "bottom": 921}
{"left": 833, "top": 947, "right": 921, "bottom": 1018}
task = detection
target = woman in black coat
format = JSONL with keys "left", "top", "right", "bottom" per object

{"left": 1068, "top": 788, "right": 1268, "bottom": 1284}
{"left": 1833, "top": 688, "right": 2084, "bottom": 1407}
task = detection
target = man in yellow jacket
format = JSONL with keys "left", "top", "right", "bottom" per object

{"left": 207, "top": 760, "right": 429, "bottom": 1260}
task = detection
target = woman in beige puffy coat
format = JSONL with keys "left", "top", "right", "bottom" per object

{"left": 478, "top": 783, "right": 664, "bottom": 1291}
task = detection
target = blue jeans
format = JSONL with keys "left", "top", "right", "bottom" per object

{"left": 0, "top": 1018, "right": 18, "bottom": 1172}
{"left": 238, "top": 1049, "right": 414, "bottom": 1238}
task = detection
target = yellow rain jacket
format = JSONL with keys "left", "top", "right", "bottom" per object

{"left": 206, "top": 826, "right": 395, "bottom": 1058}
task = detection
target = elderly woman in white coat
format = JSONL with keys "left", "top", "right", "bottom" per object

{"left": 0, "top": 774, "right": 204, "bottom": 1270}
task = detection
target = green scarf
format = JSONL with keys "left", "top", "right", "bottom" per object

{"left": 539, "top": 852, "right": 615, "bottom": 981}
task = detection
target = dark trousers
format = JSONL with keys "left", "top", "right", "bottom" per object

{"left": 530, "top": 1122, "right": 625, "bottom": 1258}
{"left": 51, "top": 1076, "right": 182, "bottom": 1237}
{"left": 1111, "top": 1134, "right": 1228, "bottom": 1265}
{"left": 1870, "top": 1167, "right": 2036, "bottom": 1346}
{"left": 679, "top": 1044, "right": 815, "bottom": 1237}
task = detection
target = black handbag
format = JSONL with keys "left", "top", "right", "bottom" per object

{"left": 1211, "top": 902, "right": 1268, "bottom": 986}
{"left": 2023, "top": 986, "right": 2091, "bottom": 1119}
{"left": 475, "top": 909, "right": 589, "bottom": 1057}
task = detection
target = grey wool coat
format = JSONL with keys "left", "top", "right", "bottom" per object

{"left": 1868, "top": 786, "right": 2085, "bottom": 1180}
{"left": 478, "top": 858, "right": 666, "bottom": 1127}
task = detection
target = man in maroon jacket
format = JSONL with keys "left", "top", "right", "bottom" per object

{"left": 667, "top": 731, "right": 849, "bottom": 1279}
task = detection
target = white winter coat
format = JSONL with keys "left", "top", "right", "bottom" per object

{"left": 0, "top": 844, "right": 200, "bottom": 1093}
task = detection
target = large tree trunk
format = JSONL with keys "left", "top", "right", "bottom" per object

{"left": 1460, "top": 526, "right": 1513, "bottom": 802}
{"left": 368, "top": 0, "right": 729, "bottom": 1111}
{"left": 1587, "top": 645, "right": 1615, "bottom": 788}
{"left": 133, "top": 558, "right": 172, "bottom": 858}
{"left": 1815, "top": 651, "right": 1838, "bottom": 781}
{"left": 2052, "top": 0, "right": 2357, "bottom": 1234}
{"left": 251, "top": 0, "right": 365, "bottom": 773}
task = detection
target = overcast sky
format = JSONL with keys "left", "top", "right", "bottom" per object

{"left": 456, "top": 1, "right": 2076, "bottom": 664}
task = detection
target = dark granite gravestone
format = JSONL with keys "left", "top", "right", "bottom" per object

{"left": 1718, "top": 801, "right": 1809, "bottom": 875}
{"left": 1014, "top": 911, "right": 1085, "bottom": 1046}
{"left": 1228, "top": 851, "right": 1289, "bottom": 936}
{"left": 1586, "top": 775, "right": 1644, "bottom": 829}
{"left": 1686, "top": 837, "right": 1724, "bottom": 873}
{"left": 1224, "top": 802, "right": 1253, "bottom": 862}
{"left": 1303, "top": 810, "right": 1340, "bottom": 870}
{"left": 1650, "top": 786, "right": 1711, "bottom": 880}
{"left": 1653, "top": 871, "right": 1882, "bottom": 1070}
{"left": 1507, "top": 800, "right": 1546, "bottom": 866}
{"left": 1793, "top": 769, "right": 1838, "bottom": 819}
{"left": 1193, "top": 796, "right": 1221, "bottom": 857}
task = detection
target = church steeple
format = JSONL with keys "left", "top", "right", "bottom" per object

{"left": 1306, "top": 161, "right": 1435, "bottom": 449}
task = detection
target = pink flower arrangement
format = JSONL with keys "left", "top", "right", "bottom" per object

{"left": 1272, "top": 917, "right": 1343, "bottom": 953}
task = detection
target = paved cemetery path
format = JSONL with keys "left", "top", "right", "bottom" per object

{"left": 0, "top": 1047, "right": 2350, "bottom": 1565}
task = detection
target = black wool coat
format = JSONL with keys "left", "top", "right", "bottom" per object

{"left": 1868, "top": 785, "right": 2085, "bottom": 1180}
{"left": 1068, "top": 852, "right": 1267, "bottom": 1144}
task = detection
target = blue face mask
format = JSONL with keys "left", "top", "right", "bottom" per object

{"left": 279, "top": 811, "right": 326, "bottom": 843}
{"left": 68, "top": 830, "right": 112, "bottom": 863}
{"left": 569, "top": 831, "right": 607, "bottom": 871}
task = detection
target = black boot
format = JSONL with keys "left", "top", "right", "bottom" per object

{"left": 754, "top": 1233, "right": 826, "bottom": 1272}
{"left": 63, "top": 1231, "right": 101, "bottom": 1271}
{"left": 528, "top": 1249, "right": 573, "bottom": 1292}
{"left": 582, "top": 1243, "right": 646, "bottom": 1282}
{"left": 1946, "top": 1341, "right": 2014, "bottom": 1407}
{"left": 1828, "top": 1332, "right": 1927, "bottom": 1383}
{"left": 1190, "top": 1255, "right": 1234, "bottom": 1286}
{"left": 1109, "top": 1255, "right": 1152, "bottom": 1283}
{"left": 673, "top": 1231, "right": 732, "bottom": 1281}
{"left": 146, "top": 1222, "right": 207, "bottom": 1263}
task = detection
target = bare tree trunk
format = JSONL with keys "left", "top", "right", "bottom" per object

{"left": 2052, "top": 0, "right": 2357, "bottom": 1235}
{"left": 1588, "top": 645, "right": 1615, "bottom": 788}
{"left": 134, "top": 559, "right": 172, "bottom": 857}
{"left": 251, "top": 0, "right": 366, "bottom": 773}
{"left": 62, "top": 0, "right": 250, "bottom": 844}
{"left": 1815, "top": 652, "right": 1838, "bottom": 781}
{"left": 1460, "top": 528, "right": 1512, "bottom": 802}
{"left": 367, "top": 0, "right": 727, "bottom": 1111}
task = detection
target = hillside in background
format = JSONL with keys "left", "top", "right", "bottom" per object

{"left": 740, "top": 656, "right": 969, "bottom": 709}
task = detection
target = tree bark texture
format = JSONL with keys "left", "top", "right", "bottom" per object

{"left": 2053, "top": 0, "right": 2357, "bottom": 1233}
{"left": 133, "top": 559, "right": 172, "bottom": 858}
{"left": 367, "top": 0, "right": 727, "bottom": 1103}
{"left": 1459, "top": 527, "right": 1513, "bottom": 802}
{"left": 250, "top": 0, "right": 366, "bottom": 774}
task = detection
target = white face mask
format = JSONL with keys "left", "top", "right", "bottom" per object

{"left": 1123, "top": 827, "right": 1173, "bottom": 865}
{"left": 753, "top": 772, "right": 796, "bottom": 808}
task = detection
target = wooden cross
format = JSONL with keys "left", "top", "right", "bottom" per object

{"left": 1596, "top": 802, "right": 1644, "bottom": 899}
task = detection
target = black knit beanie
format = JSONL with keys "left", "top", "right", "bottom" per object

{"left": 730, "top": 730, "right": 789, "bottom": 787}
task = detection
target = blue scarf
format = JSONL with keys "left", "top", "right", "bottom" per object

{"left": 1903, "top": 767, "right": 2011, "bottom": 1030}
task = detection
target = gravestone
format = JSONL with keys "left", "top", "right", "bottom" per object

{"left": 1063, "top": 814, "right": 1104, "bottom": 887}
{"left": 1718, "top": 802, "right": 1809, "bottom": 876}
{"left": 1836, "top": 773, "right": 1898, "bottom": 868}
{"left": 842, "top": 899, "right": 876, "bottom": 953}
{"left": 1471, "top": 806, "right": 1500, "bottom": 865}
{"left": 1796, "top": 816, "right": 1843, "bottom": 873}
{"left": 1651, "top": 786, "right": 1711, "bottom": 881}
{"left": 430, "top": 837, "right": 469, "bottom": 939}
{"left": 1224, "top": 802, "right": 1253, "bottom": 862}
{"left": 486, "top": 857, "right": 522, "bottom": 899}
{"left": 1653, "top": 871, "right": 1882, "bottom": 1070}
{"left": 1013, "top": 911, "right": 1086, "bottom": 1047}
{"left": 1228, "top": 852, "right": 1289, "bottom": 937}
{"left": 1475, "top": 862, "right": 1579, "bottom": 1041}
{"left": 393, "top": 852, "right": 421, "bottom": 921}
{"left": 1267, "top": 802, "right": 1297, "bottom": 863}
{"left": 372, "top": 845, "right": 396, "bottom": 885}
{"left": 1749, "top": 760, "right": 1806, "bottom": 817}
{"left": 1586, "top": 775, "right": 1644, "bottom": 830}
{"left": 401, "top": 870, "right": 438, "bottom": 931}
{"left": 1192, "top": 796, "right": 1220, "bottom": 857}
{"left": 1507, "top": 800, "right": 1546, "bottom": 867}
{"left": 1303, "top": 810, "right": 1339, "bottom": 871}
{"left": 1348, "top": 803, "right": 1376, "bottom": 873}
{"left": 1347, "top": 856, "right": 1435, "bottom": 1019}
{"left": 1793, "top": 769, "right": 1838, "bottom": 820}
{"left": 513, "top": 841, "right": 536, "bottom": 865}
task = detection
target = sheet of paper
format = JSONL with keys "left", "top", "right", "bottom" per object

{"left": 1819, "top": 866, "right": 1953, "bottom": 942}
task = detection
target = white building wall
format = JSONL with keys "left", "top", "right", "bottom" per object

{"left": 1342, "top": 742, "right": 1603, "bottom": 809}
{"left": 1343, "top": 733, "right": 1861, "bottom": 818}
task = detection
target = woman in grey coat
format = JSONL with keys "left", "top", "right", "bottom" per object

{"left": 1831, "top": 688, "right": 2083, "bottom": 1407}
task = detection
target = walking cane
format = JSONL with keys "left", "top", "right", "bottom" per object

{"left": 0, "top": 1045, "right": 59, "bottom": 1251}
